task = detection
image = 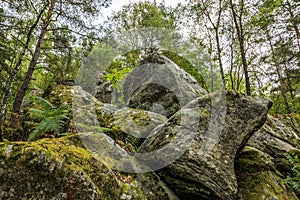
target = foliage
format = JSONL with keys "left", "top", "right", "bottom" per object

{"left": 26, "top": 96, "right": 69, "bottom": 141}
{"left": 162, "top": 50, "right": 208, "bottom": 91}
{"left": 111, "top": 1, "right": 178, "bottom": 30}
{"left": 103, "top": 68, "right": 132, "bottom": 88}
{"left": 286, "top": 154, "right": 300, "bottom": 193}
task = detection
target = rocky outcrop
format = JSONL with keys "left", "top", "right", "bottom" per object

{"left": 235, "top": 146, "right": 298, "bottom": 200}
{"left": 123, "top": 59, "right": 207, "bottom": 118}
{"left": 138, "top": 91, "right": 272, "bottom": 200}
{"left": 0, "top": 134, "right": 178, "bottom": 200}
{"left": 235, "top": 114, "right": 300, "bottom": 200}
{"left": 72, "top": 85, "right": 167, "bottom": 151}
{"left": 7, "top": 65, "right": 298, "bottom": 200}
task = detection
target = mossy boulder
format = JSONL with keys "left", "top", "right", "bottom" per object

{"left": 138, "top": 91, "right": 272, "bottom": 200}
{"left": 247, "top": 114, "right": 300, "bottom": 177}
{"left": 235, "top": 146, "right": 298, "bottom": 200}
{"left": 0, "top": 133, "right": 178, "bottom": 200}
{"left": 237, "top": 114, "right": 300, "bottom": 199}
{"left": 124, "top": 60, "right": 207, "bottom": 118}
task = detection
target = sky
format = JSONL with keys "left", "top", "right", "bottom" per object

{"left": 100, "top": 0, "right": 185, "bottom": 18}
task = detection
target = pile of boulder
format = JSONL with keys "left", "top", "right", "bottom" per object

{"left": 0, "top": 57, "right": 299, "bottom": 200}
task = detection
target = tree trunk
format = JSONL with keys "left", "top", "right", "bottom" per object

{"left": 215, "top": 28, "right": 226, "bottom": 88}
{"left": 286, "top": 0, "right": 300, "bottom": 52}
{"left": 230, "top": 0, "right": 251, "bottom": 95}
{"left": 267, "top": 32, "right": 291, "bottom": 113}
{"left": 201, "top": 0, "right": 226, "bottom": 88}
{"left": 0, "top": 8, "right": 45, "bottom": 127}
{"left": 284, "top": 63, "right": 294, "bottom": 100}
{"left": 11, "top": 1, "right": 55, "bottom": 116}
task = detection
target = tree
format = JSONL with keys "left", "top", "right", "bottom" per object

{"left": 229, "top": 0, "right": 251, "bottom": 95}
{"left": 0, "top": 0, "right": 111, "bottom": 126}
{"left": 252, "top": 0, "right": 291, "bottom": 113}
{"left": 189, "top": 0, "right": 226, "bottom": 88}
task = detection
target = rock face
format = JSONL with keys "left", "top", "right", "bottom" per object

{"left": 138, "top": 91, "right": 272, "bottom": 200}
{"left": 235, "top": 146, "right": 298, "bottom": 200}
{"left": 236, "top": 114, "right": 300, "bottom": 200}
{"left": 95, "top": 71, "right": 113, "bottom": 103}
{"left": 123, "top": 58, "right": 207, "bottom": 118}
{"left": 0, "top": 134, "right": 178, "bottom": 200}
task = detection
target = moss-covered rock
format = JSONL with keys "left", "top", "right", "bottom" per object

{"left": 0, "top": 134, "right": 178, "bottom": 200}
{"left": 240, "top": 114, "right": 300, "bottom": 199}
{"left": 138, "top": 91, "right": 271, "bottom": 200}
{"left": 247, "top": 114, "right": 300, "bottom": 177}
{"left": 235, "top": 146, "right": 298, "bottom": 200}
{"left": 124, "top": 61, "right": 207, "bottom": 118}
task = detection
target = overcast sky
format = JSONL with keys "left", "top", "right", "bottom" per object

{"left": 101, "top": 0, "right": 184, "bottom": 18}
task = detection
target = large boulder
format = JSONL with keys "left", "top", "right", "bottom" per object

{"left": 123, "top": 58, "right": 207, "bottom": 118}
{"left": 235, "top": 114, "right": 300, "bottom": 199}
{"left": 0, "top": 134, "right": 178, "bottom": 200}
{"left": 247, "top": 114, "right": 300, "bottom": 167}
{"left": 72, "top": 85, "right": 167, "bottom": 151}
{"left": 235, "top": 146, "right": 298, "bottom": 200}
{"left": 138, "top": 91, "right": 272, "bottom": 200}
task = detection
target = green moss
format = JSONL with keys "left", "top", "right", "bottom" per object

{"left": 161, "top": 50, "right": 208, "bottom": 91}
{"left": 46, "top": 85, "right": 73, "bottom": 106}
{"left": 236, "top": 146, "right": 298, "bottom": 200}
{"left": 104, "top": 49, "right": 208, "bottom": 92}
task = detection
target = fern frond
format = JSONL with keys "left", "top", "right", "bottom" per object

{"left": 26, "top": 96, "right": 70, "bottom": 141}
{"left": 28, "top": 108, "right": 45, "bottom": 121}
{"left": 32, "top": 96, "right": 54, "bottom": 111}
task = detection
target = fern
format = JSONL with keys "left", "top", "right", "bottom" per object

{"left": 286, "top": 154, "right": 300, "bottom": 193}
{"left": 26, "top": 96, "right": 69, "bottom": 141}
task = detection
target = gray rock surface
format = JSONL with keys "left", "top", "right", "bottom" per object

{"left": 123, "top": 58, "right": 207, "bottom": 118}
{"left": 235, "top": 114, "right": 300, "bottom": 200}
{"left": 138, "top": 91, "right": 272, "bottom": 200}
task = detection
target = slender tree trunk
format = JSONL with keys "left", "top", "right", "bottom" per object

{"left": 229, "top": 23, "right": 235, "bottom": 90}
{"left": 11, "top": 1, "right": 55, "bottom": 116}
{"left": 215, "top": 29, "right": 226, "bottom": 88}
{"left": 201, "top": 0, "right": 226, "bottom": 88}
{"left": 0, "top": 8, "right": 45, "bottom": 127}
{"left": 286, "top": 0, "right": 300, "bottom": 51}
{"left": 267, "top": 32, "right": 291, "bottom": 113}
{"left": 284, "top": 63, "right": 294, "bottom": 99}
{"left": 230, "top": 0, "right": 251, "bottom": 95}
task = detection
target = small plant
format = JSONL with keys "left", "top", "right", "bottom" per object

{"left": 286, "top": 154, "right": 300, "bottom": 193}
{"left": 26, "top": 96, "right": 69, "bottom": 141}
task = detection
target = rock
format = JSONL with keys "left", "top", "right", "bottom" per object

{"left": 235, "top": 146, "right": 298, "bottom": 200}
{"left": 113, "top": 107, "right": 167, "bottom": 139}
{"left": 138, "top": 91, "right": 271, "bottom": 200}
{"left": 123, "top": 58, "right": 207, "bottom": 118}
{"left": 95, "top": 106, "right": 167, "bottom": 151}
{"left": 235, "top": 114, "right": 300, "bottom": 199}
{"left": 72, "top": 85, "right": 167, "bottom": 151}
{"left": 0, "top": 134, "right": 178, "bottom": 200}
{"left": 247, "top": 114, "right": 300, "bottom": 164}
{"left": 95, "top": 71, "right": 113, "bottom": 103}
